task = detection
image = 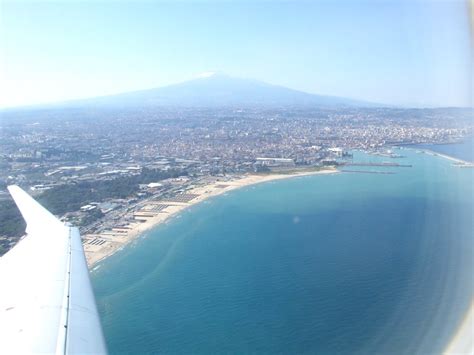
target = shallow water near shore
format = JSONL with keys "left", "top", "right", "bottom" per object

{"left": 92, "top": 149, "right": 473, "bottom": 354}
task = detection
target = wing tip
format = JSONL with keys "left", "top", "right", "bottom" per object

{"left": 7, "top": 184, "right": 20, "bottom": 194}
{"left": 7, "top": 185, "right": 61, "bottom": 229}
{"left": 7, "top": 185, "right": 32, "bottom": 206}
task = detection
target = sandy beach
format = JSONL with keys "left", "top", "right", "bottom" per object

{"left": 84, "top": 168, "right": 337, "bottom": 267}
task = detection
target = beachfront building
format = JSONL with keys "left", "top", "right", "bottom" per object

{"left": 255, "top": 157, "right": 296, "bottom": 168}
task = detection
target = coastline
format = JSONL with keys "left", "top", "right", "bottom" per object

{"left": 89, "top": 150, "right": 474, "bottom": 354}
{"left": 85, "top": 168, "right": 338, "bottom": 268}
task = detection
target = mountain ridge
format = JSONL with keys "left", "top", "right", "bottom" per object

{"left": 2, "top": 73, "right": 382, "bottom": 111}
{"left": 58, "top": 73, "right": 379, "bottom": 108}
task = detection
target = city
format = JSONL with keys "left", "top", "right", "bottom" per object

{"left": 0, "top": 105, "right": 472, "bottom": 258}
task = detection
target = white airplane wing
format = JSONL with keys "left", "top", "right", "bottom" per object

{"left": 0, "top": 185, "right": 107, "bottom": 354}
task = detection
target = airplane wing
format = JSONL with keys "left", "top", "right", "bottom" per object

{"left": 0, "top": 185, "right": 107, "bottom": 354}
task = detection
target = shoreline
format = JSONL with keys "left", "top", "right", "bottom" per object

{"left": 86, "top": 153, "right": 473, "bottom": 354}
{"left": 85, "top": 168, "right": 338, "bottom": 268}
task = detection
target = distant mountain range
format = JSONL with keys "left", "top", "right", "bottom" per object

{"left": 58, "top": 73, "right": 377, "bottom": 109}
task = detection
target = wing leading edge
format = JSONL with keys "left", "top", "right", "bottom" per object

{"left": 0, "top": 186, "right": 107, "bottom": 354}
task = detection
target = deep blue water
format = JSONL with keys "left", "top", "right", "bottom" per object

{"left": 409, "top": 136, "right": 474, "bottom": 163}
{"left": 92, "top": 149, "right": 473, "bottom": 354}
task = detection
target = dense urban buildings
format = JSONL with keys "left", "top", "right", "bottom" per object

{"left": 0, "top": 106, "right": 472, "bottom": 253}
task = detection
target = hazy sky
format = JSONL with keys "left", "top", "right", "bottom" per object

{"left": 0, "top": 0, "right": 472, "bottom": 108}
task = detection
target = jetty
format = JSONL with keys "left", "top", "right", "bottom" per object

{"left": 343, "top": 162, "right": 412, "bottom": 168}
{"left": 341, "top": 170, "right": 396, "bottom": 175}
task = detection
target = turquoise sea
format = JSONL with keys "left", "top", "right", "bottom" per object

{"left": 92, "top": 149, "right": 473, "bottom": 354}
{"left": 409, "top": 136, "right": 474, "bottom": 163}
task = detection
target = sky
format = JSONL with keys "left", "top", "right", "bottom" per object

{"left": 0, "top": 0, "right": 472, "bottom": 108}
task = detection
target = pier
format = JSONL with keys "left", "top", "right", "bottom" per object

{"left": 343, "top": 162, "right": 412, "bottom": 168}
{"left": 341, "top": 170, "right": 396, "bottom": 175}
